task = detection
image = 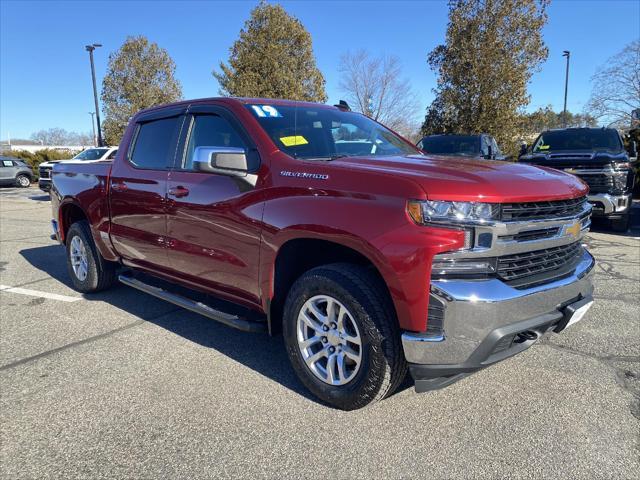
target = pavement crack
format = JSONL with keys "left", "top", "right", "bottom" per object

{"left": 0, "top": 302, "right": 188, "bottom": 372}
{"left": 0, "top": 320, "right": 147, "bottom": 372}
{"left": 0, "top": 306, "right": 184, "bottom": 372}
{"left": 540, "top": 339, "right": 640, "bottom": 420}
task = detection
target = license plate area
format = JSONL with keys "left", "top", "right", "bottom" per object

{"left": 554, "top": 296, "right": 594, "bottom": 333}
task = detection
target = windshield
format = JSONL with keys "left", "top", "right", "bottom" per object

{"left": 418, "top": 135, "right": 480, "bottom": 156}
{"left": 245, "top": 104, "right": 419, "bottom": 159}
{"left": 532, "top": 129, "right": 622, "bottom": 153}
{"left": 73, "top": 148, "right": 108, "bottom": 160}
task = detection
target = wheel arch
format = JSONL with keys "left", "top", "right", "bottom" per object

{"left": 267, "top": 237, "right": 399, "bottom": 336}
{"left": 58, "top": 200, "right": 89, "bottom": 244}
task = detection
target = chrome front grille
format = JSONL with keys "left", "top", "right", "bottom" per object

{"left": 500, "top": 196, "right": 587, "bottom": 221}
{"left": 575, "top": 174, "right": 614, "bottom": 193}
{"left": 499, "top": 227, "right": 561, "bottom": 243}
{"left": 497, "top": 241, "right": 584, "bottom": 287}
{"left": 431, "top": 195, "right": 591, "bottom": 291}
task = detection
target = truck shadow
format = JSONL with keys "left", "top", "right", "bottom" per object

{"left": 20, "top": 244, "right": 411, "bottom": 406}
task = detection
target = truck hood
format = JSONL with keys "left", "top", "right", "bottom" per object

{"left": 331, "top": 154, "right": 588, "bottom": 202}
{"left": 40, "top": 159, "right": 73, "bottom": 167}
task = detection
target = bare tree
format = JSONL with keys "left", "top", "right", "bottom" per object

{"left": 586, "top": 40, "right": 640, "bottom": 128}
{"left": 338, "top": 50, "right": 420, "bottom": 139}
{"left": 29, "top": 128, "right": 93, "bottom": 145}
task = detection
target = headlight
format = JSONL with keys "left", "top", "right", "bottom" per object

{"left": 407, "top": 200, "right": 500, "bottom": 225}
{"left": 611, "top": 170, "right": 629, "bottom": 190}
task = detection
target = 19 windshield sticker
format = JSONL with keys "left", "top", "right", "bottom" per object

{"left": 251, "top": 105, "right": 282, "bottom": 118}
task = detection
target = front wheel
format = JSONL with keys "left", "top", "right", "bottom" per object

{"left": 283, "top": 263, "right": 407, "bottom": 410}
{"left": 15, "top": 174, "right": 31, "bottom": 188}
{"left": 65, "top": 221, "right": 116, "bottom": 293}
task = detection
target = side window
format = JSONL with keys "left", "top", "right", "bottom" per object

{"left": 1, "top": 160, "right": 13, "bottom": 167}
{"left": 107, "top": 149, "right": 118, "bottom": 160}
{"left": 183, "top": 114, "right": 247, "bottom": 170}
{"left": 129, "top": 116, "right": 182, "bottom": 169}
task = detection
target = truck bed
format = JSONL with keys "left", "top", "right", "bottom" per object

{"left": 51, "top": 160, "right": 114, "bottom": 257}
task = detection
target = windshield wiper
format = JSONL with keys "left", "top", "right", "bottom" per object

{"left": 302, "top": 154, "right": 351, "bottom": 161}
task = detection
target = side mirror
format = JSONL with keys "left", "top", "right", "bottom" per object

{"left": 519, "top": 143, "right": 528, "bottom": 157}
{"left": 193, "top": 146, "right": 248, "bottom": 176}
{"left": 486, "top": 145, "right": 493, "bottom": 160}
{"left": 628, "top": 140, "right": 637, "bottom": 159}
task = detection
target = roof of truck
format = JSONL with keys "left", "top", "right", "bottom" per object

{"left": 136, "top": 97, "right": 340, "bottom": 116}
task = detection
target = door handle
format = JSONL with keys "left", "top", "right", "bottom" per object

{"left": 168, "top": 186, "right": 189, "bottom": 198}
{"left": 111, "top": 181, "right": 127, "bottom": 192}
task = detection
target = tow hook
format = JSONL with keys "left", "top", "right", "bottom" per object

{"left": 516, "top": 330, "right": 538, "bottom": 342}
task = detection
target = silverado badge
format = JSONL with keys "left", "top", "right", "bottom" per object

{"left": 563, "top": 222, "right": 582, "bottom": 239}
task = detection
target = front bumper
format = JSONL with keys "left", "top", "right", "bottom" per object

{"left": 38, "top": 178, "right": 51, "bottom": 192}
{"left": 402, "top": 249, "right": 595, "bottom": 392}
{"left": 587, "top": 192, "right": 632, "bottom": 217}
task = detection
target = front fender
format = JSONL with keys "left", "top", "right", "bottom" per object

{"left": 259, "top": 186, "right": 463, "bottom": 332}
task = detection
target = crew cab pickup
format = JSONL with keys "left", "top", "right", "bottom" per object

{"left": 519, "top": 127, "right": 637, "bottom": 231}
{"left": 51, "top": 98, "right": 595, "bottom": 410}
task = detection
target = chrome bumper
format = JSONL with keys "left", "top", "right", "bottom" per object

{"left": 587, "top": 193, "right": 632, "bottom": 215}
{"left": 402, "top": 249, "right": 595, "bottom": 365}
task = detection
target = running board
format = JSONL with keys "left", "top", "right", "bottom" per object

{"left": 118, "top": 274, "right": 267, "bottom": 333}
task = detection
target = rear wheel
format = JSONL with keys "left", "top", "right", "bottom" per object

{"left": 15, "top": 174, "right": 30, "bottom": 188}
{"left": 65, "top": 220, "right": 116, "bottom": 293}
{"left": 611, "top": 214, "right": 631, "bottom": 233}
{"left": 283, "top": 263, "right": 407, "bottom": 410}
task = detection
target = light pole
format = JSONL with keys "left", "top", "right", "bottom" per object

{"left": 85, "top": 43, "right": 103, "bottom": 146}
{"left": 88, "top": 112, "right": 96, "bottom": 146}
{"left": 562, "top": 50, "right": 570, "bottom": 128}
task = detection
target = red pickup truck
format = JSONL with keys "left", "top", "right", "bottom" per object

{"left": 51, "top": 98, "right": 595, "bottom": 410}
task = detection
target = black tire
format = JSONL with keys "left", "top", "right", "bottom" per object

{"left": 611, "top": 214, "right": 630, "bottom": 233}
{"left": 65, "top": 220, "right": 117, "bottom": 293}
{"left": 15, "top": 174, "right": 31, "bottom": 188}
{"left": 283, "top": 263, "right": 407, "bottom": 410}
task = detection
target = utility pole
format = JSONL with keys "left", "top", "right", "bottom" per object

{"left": 88, "top": 112, "right": 96, "bottom": 146}
{"left": 562, "top": 50, "right": 570, "bottom": 128}
{"left": 85, "top": 44, "right": 103, "bottom": 146}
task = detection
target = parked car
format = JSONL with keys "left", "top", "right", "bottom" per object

{"left": 519, "top": 127, "right": 636, "bottom": 232}
{"left": 50, "top": 98, "right": 595, "bottom": 410}
{"left": 39, "top": 146, "right": 117, "bottom": 192}
{"left": 417, "top": 134, "right": 505, "bottom": 160}
{"left": 0, "top": 156, "right": 34, "bottom": 188}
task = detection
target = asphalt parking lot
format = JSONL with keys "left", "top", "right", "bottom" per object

{"left": 0, "top": 186, "right": 638, "bottom": 479}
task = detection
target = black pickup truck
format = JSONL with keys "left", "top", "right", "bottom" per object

{"left": 519, "top": 127, "right": 637, "bottom": 232}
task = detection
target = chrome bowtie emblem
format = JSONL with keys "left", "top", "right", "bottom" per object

{"left": 563, "top": 222, "right": 581, "bottom": 239}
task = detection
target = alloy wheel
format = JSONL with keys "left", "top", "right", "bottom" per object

{"left": 69, "top": 236, "right": 89, "bottom": 281}
{"left": 296, "top": 295, "right": 363, "bottom": 386}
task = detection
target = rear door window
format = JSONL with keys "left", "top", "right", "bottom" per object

{"left": 129, "top": 116, "right": 182, "bottom": 169}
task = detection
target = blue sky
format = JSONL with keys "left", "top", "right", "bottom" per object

{"left": 1, "top": 0, "right": 638, "bottom": 140}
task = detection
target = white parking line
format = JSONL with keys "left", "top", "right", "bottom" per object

{"left": 0, "top": 285, "right": 82, "bottom": 303}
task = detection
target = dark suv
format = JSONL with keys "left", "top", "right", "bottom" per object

{"left": 519, "top": 128, "right": 636, "bottom": 232}
{"left": 0, "top": 156, "right": 33, "bottom": 188}
{"left": 417, "top": 134, "right": 505, "bottom": 160}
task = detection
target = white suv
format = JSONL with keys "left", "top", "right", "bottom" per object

{"left": 38, "top": 147, "right": 118, "bottom": 192}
